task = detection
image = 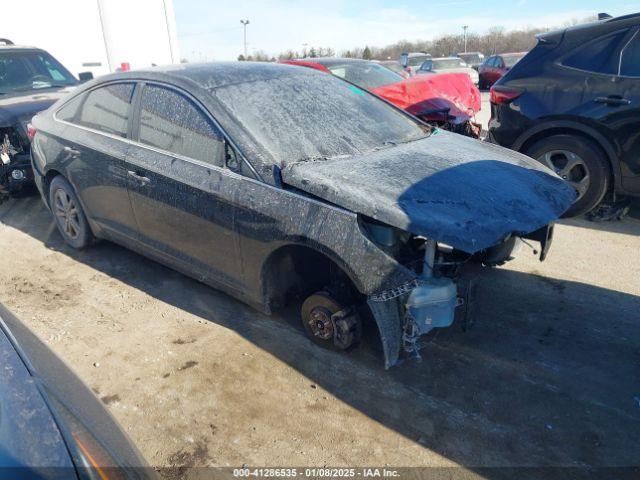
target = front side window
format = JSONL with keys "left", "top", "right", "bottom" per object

{"left": 419, "top": 60, "right": 433, "bottom": 71}
{"left": 620, "top": 30, "right": 640, "bottom": 77}
{"left": 75, "top": 83, "right": 135, "bottom": 137}
{"left": 138, "top": 84, "right": 224, "bottom": 166}
{"left": 563, "top": 30, "right": 628, "bottom": 75}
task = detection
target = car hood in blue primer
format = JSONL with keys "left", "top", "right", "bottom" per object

{"left": 0, "top": 325, "right": 75, "bottom": 475}
{"left": 282, "top": 131, "right": 575, "bottom": 253}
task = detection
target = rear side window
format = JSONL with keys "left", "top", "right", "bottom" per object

{"left": 562, "top": 30, "right": 628, "bottom": 75}
{"left": 620, "top": 30, "right": 640, "bottom": 77}
{"left": 138, "top": 84, "right": 224, "bottom": 166}
{"left": 64, "top": 83, "right": 135, "bottom": 137}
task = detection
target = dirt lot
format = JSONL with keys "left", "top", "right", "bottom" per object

{"left": 0, "top": 190, "right": 639, "bottom": 477}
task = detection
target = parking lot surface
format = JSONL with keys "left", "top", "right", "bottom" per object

{"left": 0, "top": 192, "right": 639, "bottom": 477}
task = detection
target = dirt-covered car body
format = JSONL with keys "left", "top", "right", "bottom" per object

{"left": 31, "top": 62, "right": 573, "bottom": 367}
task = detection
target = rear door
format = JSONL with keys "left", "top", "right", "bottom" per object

{"left": 54, "top": 82, "right": 139, "bottom": 241}
{"left": 559, "top": 27, "right": 640, "bottom": 193}
{"left": 616, "top": 27, "right": 640, "bottom": 193}
{"left": 125, "top": 82, "right": 244, "bottom": 291}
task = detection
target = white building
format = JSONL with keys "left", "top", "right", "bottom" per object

{"left": 2, "top": 0, "right": 180, "bottom": 78}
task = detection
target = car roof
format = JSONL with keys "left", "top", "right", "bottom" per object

{"left": 0, "top": 45, "right": 45, "bottom": 52}
{"left": 292, "top": 57, "right": 375, "bottom": 67}
{"left": 539, "top": 11, "right": 640, "bottom": 43}
{"left": 97, "top": 61, "right": 318, "bottom": 90}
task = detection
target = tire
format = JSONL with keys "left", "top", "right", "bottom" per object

{"left": 301, "top": 291, "right": 361, "bottom": 352}
{"left": 478, "top": 76, "right": 486, "bottom": 91}
{"left": 525, "top": 134, "right": 610, "bottom": 218}
{"left": 48, "top": 176, "right": 94, "bottom": 249}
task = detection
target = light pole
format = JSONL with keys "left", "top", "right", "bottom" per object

{"left": 240, "top": 19, "right": 250, "bottom": 58}
{"left": 463, "top": 25, "right": 469, "bottom": 53}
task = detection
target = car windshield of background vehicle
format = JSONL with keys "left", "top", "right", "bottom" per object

{"left": 433, "top": 58, "right": 468, "bottom": 69}
{"left": 562, "top": 30, "right": 628, "bottom": 75}
{"left": 620, "top": 30, "right": 640, "bottom": 76}
{"left": 459, "top": 53, "right": 483, "bottom": 64}
{"left": 211, "top": 72, "right": 430, "bottom": 167}
{"left": 503, "top": 54, "right": 524, "bottom": 67}
{"left": 0, "top": 51, "right": 77, "bottom": 94}
{"left": 328, "top": 63, "right": 403, "bottom": 89}
{"left": 407, "top": 55, "right": 430, "bottom": 66}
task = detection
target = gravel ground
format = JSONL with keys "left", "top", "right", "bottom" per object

{"left": 0, "top": 190, "right": 639, "bottom": 478}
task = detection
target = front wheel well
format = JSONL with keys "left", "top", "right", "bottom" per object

{"left": 261, "top": 244, "right": 362, "bottom": 313}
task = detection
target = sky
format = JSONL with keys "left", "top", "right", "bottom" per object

{"left": 174, "top": 0, "right": 639, "bottom": 61}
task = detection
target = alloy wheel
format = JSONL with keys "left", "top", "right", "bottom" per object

{"left": 538, "top": 149, "right": 590, "bottom": 201}
{"left": 53, "top": 188, "right": 81, "bottom": 240}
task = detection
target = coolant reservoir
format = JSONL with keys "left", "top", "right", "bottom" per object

{"left": 406, "top": 277, "right": 457, "bottom": 334}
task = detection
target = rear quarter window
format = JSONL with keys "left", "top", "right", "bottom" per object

{"left": 562, "top": 30, "right": 628, "bottom": 75}
{"left": 620, "top": 30, "right": 640, "bottom": 77}
{"left": 58, "top": 83, "right": 135, "bottom": 138}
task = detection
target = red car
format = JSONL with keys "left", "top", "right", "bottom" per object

{"left": 477, "top": 52, "right": 527, "bottom": 89}
{"left": 281, "top": 58, "right": 482, "bottom": 138}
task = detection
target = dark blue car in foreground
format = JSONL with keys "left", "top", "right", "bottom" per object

{"left": 0, "top": 303, "right": 153, "bottom": 479}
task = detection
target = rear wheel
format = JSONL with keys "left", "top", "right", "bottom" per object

{"left": 526, "top": 134, "right": 610, "bottom": 218}
{"left": 301, "top": 291, "right": 361, "bottom": 352}
{"left": 49, "top": 176, "right": 93, "bottom": 249}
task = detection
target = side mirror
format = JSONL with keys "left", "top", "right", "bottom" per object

{"left": 78, "top": 71, "right": 94, "bottom": 83}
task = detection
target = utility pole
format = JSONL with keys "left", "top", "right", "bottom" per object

{"left": 463, "top": 25, "right": 469, "bottom": 53}
{"left": 240, "top": 19, "right": 250, "bottom": 58}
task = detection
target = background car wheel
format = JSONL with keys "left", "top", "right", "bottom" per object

{"left": 301, "top": 291, "right": 361, "bottom": 352}
{"left": 526, "top": 134, "right": 610, "bottom": 218}
{"left": 478, "top": 77, "right": 486, "bottom": 90}
{"left": 49, "top": 176, "right": 93, "bottom": 249}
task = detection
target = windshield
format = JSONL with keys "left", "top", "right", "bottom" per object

{"left": 407, "top": 55, "right": 430, "bottom": 67}
{"left": 327, "top": 62, "right": 403, "bottom": 89}
{"left": 503, "top": 54, "right": 524, "bottom": 67}
{"left": 432, "top": 58, "right": 467, "bottom": 69}
{"left": 458, "top": 53, "right": 483, "bottom": 64}
{"left": 211, "top": 71, "right": 430, "bottom": 167}
{"left": 0, "top": 51, "right": 77, "bottom": 94}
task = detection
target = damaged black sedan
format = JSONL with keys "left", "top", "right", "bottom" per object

{"left": 31, "top": 63, "right": 574, "bottom": 367}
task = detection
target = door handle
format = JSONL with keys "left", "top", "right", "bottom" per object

{"left": 127, "top": 170, "right": 151, "bottom": 185}
{"left": 63, "top": 146, "right": 81, "bottom": 156}
{"left": 594, "top": 96, "right": 631, "bottom": 106}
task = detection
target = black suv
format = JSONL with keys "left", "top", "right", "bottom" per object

{"left": 0, "top": 39, "right": 85, "bottom": 194}
{"left": 488, "top": 13, "right": 640, "bottom": 217}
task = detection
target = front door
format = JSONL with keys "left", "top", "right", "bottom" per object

{"left": 126, "top": 82, "right": 244, "bottom": 291}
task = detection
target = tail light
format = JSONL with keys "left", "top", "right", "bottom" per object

{"left": 27, "top": 123, "right": 37, "bottom": 141}
{"left": 490, "top": 85, "right": 523, "bottom": 105}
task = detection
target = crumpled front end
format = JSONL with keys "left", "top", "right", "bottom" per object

{"left": 0, "top": 126, "right": 32, "bottom": 194}
{"left": 372, "top": 73, "right": 482, "bottom": 136}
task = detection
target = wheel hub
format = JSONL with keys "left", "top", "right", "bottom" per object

{"left": 308, "top": 306, "right": 334, "bottom": 340}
